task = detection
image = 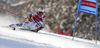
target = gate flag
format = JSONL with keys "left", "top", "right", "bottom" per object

{"left": 79, "top": 0, "right": 97, "bottom": 15}
{"left": 72, "top": 0, "right": 98, "bottom": 44}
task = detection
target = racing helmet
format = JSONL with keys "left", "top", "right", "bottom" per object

{"left": 38, "top": 8, "right": 44, "bottom": 12}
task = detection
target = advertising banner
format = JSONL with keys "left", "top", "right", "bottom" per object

{"left": 79, "top": 0, "right": 97, "bottom": 15}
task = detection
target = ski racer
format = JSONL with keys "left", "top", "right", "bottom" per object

{"left": 9, "top": 8, "right": 46, "bottom": 32}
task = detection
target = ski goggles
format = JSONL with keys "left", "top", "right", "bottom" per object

{"left": 39, "top": 12, "right": 44, "bottom": 14}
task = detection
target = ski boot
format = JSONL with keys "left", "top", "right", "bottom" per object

{"left": 35, "top": 28, "right": 40, "bottom": 32}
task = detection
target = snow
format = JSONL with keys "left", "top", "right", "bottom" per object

{"left": 0, "top": 27, "right": 100, "bottom": 48}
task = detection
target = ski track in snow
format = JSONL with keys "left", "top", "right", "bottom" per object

{"left": 0, "top": 27, "right": 100, "bottom": 48}
{"left": 0, "top": 28, "right": 58, "bottom": 48}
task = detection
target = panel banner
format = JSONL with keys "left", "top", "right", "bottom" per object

{"left": 79, "top": 0, "right": 97, "bottom": 15}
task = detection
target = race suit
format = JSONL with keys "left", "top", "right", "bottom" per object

{"left": 12, "top": 11, "right": 45, "bottom": 30}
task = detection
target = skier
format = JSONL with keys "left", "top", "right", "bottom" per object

{"left": 9, "top": 7, "right": 46, "bottom": 32}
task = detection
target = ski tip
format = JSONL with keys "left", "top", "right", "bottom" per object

{"left": 12, "top": 27, "right": 15, "bottom": 30}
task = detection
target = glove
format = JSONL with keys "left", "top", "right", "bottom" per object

{"left": 28, "top": 18, "right": 32, "bottom": 22}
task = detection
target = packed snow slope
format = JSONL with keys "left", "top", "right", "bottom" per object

{"left": 0, "top": 15, "right": 100, "bottom": 48}
{"left": 0, "top": 27, "right": 100, "bottom": 48}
